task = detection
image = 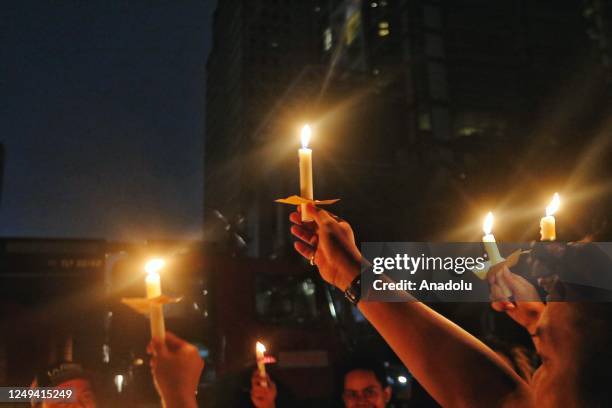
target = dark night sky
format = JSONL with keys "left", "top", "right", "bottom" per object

{"left": 1, "top": 1, "right": 215, "bottom": 240}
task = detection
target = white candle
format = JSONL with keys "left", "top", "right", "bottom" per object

{"left": 299, "top": 124, "right": 314, "bottom": 222}
{"left": 540, "top": 193, "right": 559, "bottom": 241}
{"left": 145, "top": 259, "right": 166, "bottom": 340}
{"left": 482, "top": 212, "right": 503, "bottom": 265}
{"left": 255, "top": 341, "right": 267, "bottom": 379}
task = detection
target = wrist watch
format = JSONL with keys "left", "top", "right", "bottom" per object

{"left": 344, "top": 275, "right": 362, "bottom": 305}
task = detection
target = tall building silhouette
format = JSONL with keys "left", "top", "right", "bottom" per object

{"left": 206, "top": 0, "right": 611, "bottom": 256}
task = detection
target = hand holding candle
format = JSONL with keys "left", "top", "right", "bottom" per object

{"left": 299, "top": 124, "right": 314, "bottom": 222}
{"left": 540, "top": 193, "right": 560, "bottom": 241}
{"left": 255, "top": 341, "right": 267, "bottom": 385}
{"left": 145, "top": 258, "right": 166, "bottom": 340}
{"left": 482, "top": 212, "right": 504, "bottom": 266}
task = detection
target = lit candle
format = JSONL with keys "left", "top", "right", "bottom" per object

{"left": 145, "top": 258, "right": 166, "bottom": 340}
{"left": 482, "top": 212, "right": 504, "bottom": 265}
{"left": 255, "top": 341, "right": 267, "bottom": 380}
{"left": 299, "top": 124, "right": 314, "bottom": 222}
{"left": 540, "top": 193, "right": 559, "bottom": 241}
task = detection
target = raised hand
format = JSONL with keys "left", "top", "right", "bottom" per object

{"left": 250, "top": 370, "right": 277, "bottom": 408}
{"left": 147, "top": 331, "right": 204, "bottom": 408}
{"left": 488, "top": 265, "right": 545, "bottom": 334}
{"left": 290, "top": 204, "right": 361, "bottom": 290}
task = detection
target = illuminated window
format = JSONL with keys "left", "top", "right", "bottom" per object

{"left": 378, "top": 21, "right": 390, "bottom": 37}
{"left": 458, "top": 127, "right": 479, "bottom": 137}
{"left": 324, "top": 28, "right": 332, "bottom": 51}
{"left": 418, "top": 113, "right": 432, "bottom": 131}
{"left": 371, "top": 2, "right": 378, "bottom": 7}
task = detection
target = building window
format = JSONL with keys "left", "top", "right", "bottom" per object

{"left": 427, "top": 62, "right": 447, "bottom": 100}
{"left": 324, "top": 27, "right": 333, "bottom": 51}
{"left": 378, "top": 21, "right": 390, "bottom": 37}
{"left": 418, "top": 112, "right": 432, "bottom": 131}
{"left": 425, "top": 33, "right": 445, "bottom": 58}
{"left": 458, "top": 127, "right": 479, "bottom": 137}
{"left": 345, "top": 9, "right": 361, "bottom": 45}
{"left": 432, "top": 106, "right": 451, "bottom": 141}
{"left": 423, "top": 5, "right": 442, "bottom": 29}
{"left": 255, "top": 275, "right": 320, "bottom": 324}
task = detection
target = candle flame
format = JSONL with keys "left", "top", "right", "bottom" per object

{"left": 145, "top": 258, "right": 166, "bottom": 275}
{"left": 256, "top": 341, "right": 266, "bottom": 354}
{"left": 546, "top": 193, "right": 560, "bottom": 216}
{"left": 483, "top": 212, "right": 494, "bottom": 235}
{"left": 301, "top": 124, "right": 312, "bottom": 149}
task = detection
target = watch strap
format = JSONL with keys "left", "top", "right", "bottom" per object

{"left": 344, "top": 275, "right": 362, "bottom": 305}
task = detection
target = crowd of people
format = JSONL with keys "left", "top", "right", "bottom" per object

{"left": 33, "top": 204, "right": 611, "bottom": 407}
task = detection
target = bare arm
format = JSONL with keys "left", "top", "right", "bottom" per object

{"left": 291, "top": 206, "right": 532, "bottom": 408}
{"left": 359, "top": 299, "right": 531, "bottom": 407}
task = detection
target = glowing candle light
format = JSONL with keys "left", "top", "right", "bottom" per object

{"left": 145, "top": 258, "right": 166, "bottom": 340}
{"left": 482, "top": 212, "right": 504, "bottom": 266}
{"left": 299, "top": 125, "right": 314, "bottom": 222}
{"left": 255, "top": 341, "right": 267, "bottom": 381}
{"left": 540, "top": 193, "right": 560, "bottom": 241}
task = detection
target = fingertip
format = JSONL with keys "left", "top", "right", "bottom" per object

{"left": 294, "top": 241, "right": 313, "bottom": 259}
{"left": 151, "top": 337, "right": 163, "bottom": 347}
{"left": 163, "top": 331, "right": 185, "bottom": 348}
{"left": 305, "top": 203, "right": 318, "bottom": 219}
{"left": 294, "top": 240, "right": 306, "bottom": 251}
{"left": 289, "top": 211, "right": 302, "bottom": 225}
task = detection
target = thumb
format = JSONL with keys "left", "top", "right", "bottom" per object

{"left": 500, "top": 267, "right": 537, "bottom": 301}
{"left": 305, "top": 204, "right": 334, "bottom": 226}
{"left": 493, "top": 268, "right": 513, "bottom": 298}
{"left": 163, "top": 331, "right": 187, "bottom": 350}
{"left": 150, "top": 337, "right": 167, "bottom": 356}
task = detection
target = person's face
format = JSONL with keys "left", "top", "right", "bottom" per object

{"left": 531, "top": 303, "right": 581, "bottom": 408}
{"left": 343, "top": 369, "right": 391, "bottom": 408}
{"left": 41, "top": 379, "right": 96, "bottom": 408}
